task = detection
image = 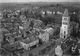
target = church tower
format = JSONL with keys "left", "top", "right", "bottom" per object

{"left": 60, "top": 9, "right": 70, "bottom": 39}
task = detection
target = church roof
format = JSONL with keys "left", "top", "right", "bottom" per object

{"left": 63, "top": 9, "right": 69, "bottom": 17}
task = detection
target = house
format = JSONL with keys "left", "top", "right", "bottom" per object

{"left": 52, "top": 11, "right": 56, "bottom": 14}
{"left": 33, "top": 19, "right": 43, "bottom": 28}
{"left": 46, "top": 11, "right": 52, "bottom": 14}
{"left": 41, "top": 11, "right": 46, "bottom": 15}
{"left": 44, "top": 27, "right": 54, "bottom": 35}
{"left": 57, "top": 11, "right": 63, "bottom": 15}
{"left": 39, "top": 30, "right": 49, "bottom": 43}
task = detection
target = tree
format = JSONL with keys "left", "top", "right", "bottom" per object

{"left": 70, "top": 21, "right": 79, "bottom": 37}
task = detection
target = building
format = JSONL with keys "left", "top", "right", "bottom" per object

{"left": 55, "top": 45, "right": 63, "bottom": 56}
{"left": 33, "top": 19, "right": 43, "bottom": 28}
{"left": 57, "top": 11, "right": 63, "bottom": 15}
{"left": 39, "top": 30, "right": 49, "bottom": 43}
{"left": 60, "top": 9, "right": 70, "bottom": 39}
{"left": 44, "top": 27, "right": 54, "bottom": 35}
{"left": 41, "top": 11, "right": 46, "bottom": 15}
{"left": 46, "top": 10, "right": 52, "bottom": 14}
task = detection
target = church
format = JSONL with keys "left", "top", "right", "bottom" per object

{"left": 60, "top": 9, "right": 70, "bottom": 39}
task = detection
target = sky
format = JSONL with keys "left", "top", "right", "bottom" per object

{"left": 0, "top": 0, "right": 80, "bottom": 3}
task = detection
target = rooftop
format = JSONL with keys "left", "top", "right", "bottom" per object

{"left": 63, "top": 9, "right": 69, "bottom": 17}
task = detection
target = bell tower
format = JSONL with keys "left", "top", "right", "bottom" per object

{"left": 60, "top": 9, "right": 70, "bottom": 39}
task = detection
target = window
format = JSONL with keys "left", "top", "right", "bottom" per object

{"left": 64, "top": 18, "right": 67, "bottom": 21}
{"left": 63, "top": 22, "right": 68, "bottom": 25}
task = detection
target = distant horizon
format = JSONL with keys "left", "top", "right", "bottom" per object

{"left": 0, "top": 0, "right": 80, "bottom": 3}
{"left": 0, "top": 2, "right": 80, "bottom": 4}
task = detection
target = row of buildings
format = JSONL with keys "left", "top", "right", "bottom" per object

{"left": 0, "top": 6, "right": 80, "bottom": 56}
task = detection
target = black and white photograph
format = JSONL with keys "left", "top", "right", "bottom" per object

{"left": 0, "top": 0, "right": 80, "bottom": 56}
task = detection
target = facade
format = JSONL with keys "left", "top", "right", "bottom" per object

{"left": 39, "top": 30, "right": 49, "bottom": 43}
{"left": 33, "top": 19, "right": 43, "bottom": 28}
{"left": 44, "top": 27, "right": 54, "bottom": 35}
{"left": 57, "top": 11, "right": 63, "bottom": 15}
{"left": 55, "top": 45, "right": 63, "bottom": 56}
{"left": 60, "top": 9, "right": 70, "bottom": 39}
